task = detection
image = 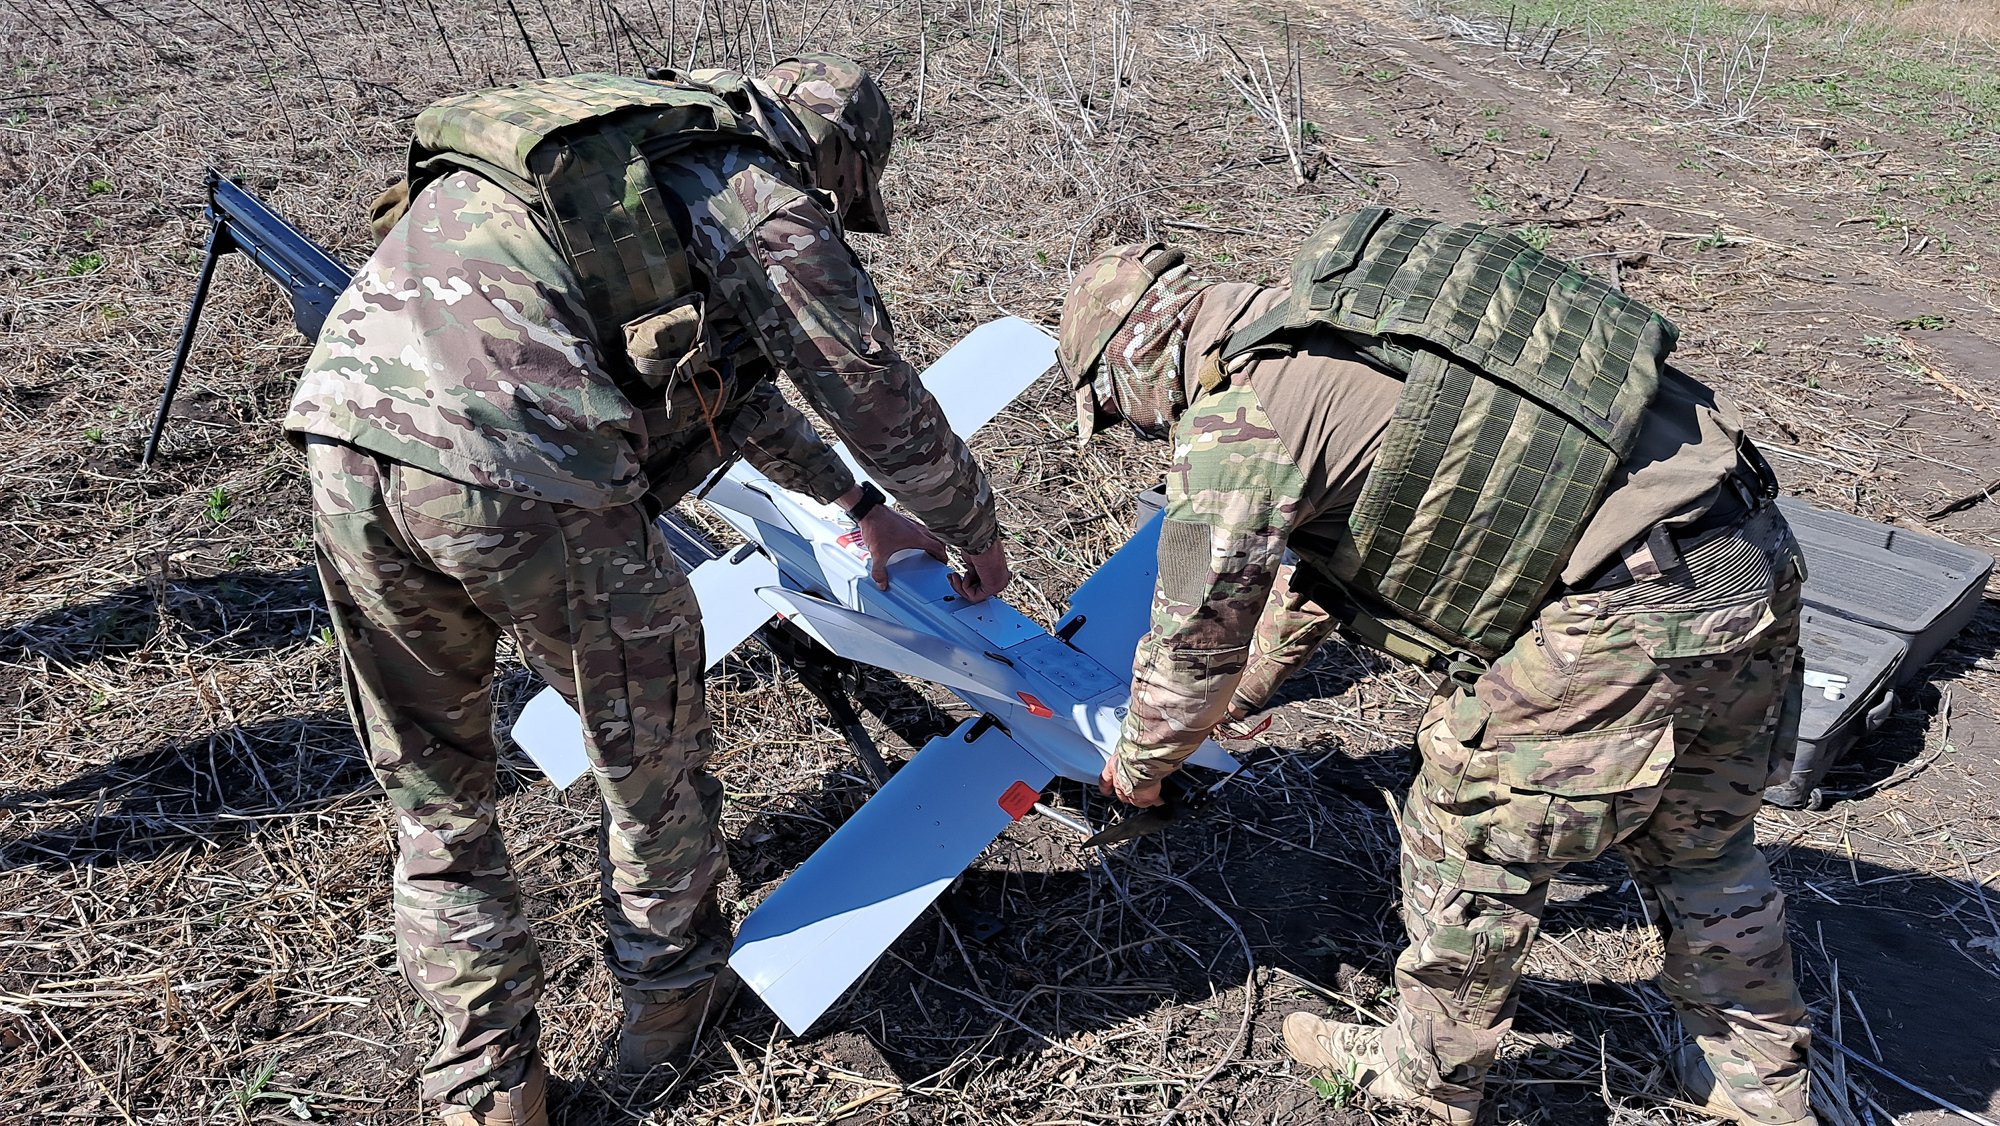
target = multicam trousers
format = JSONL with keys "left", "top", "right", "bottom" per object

{"left": 1380, "top": 503, "right": 1813, "bottom": 1122}
{"left": 305, "top": 437, "right": 730, "bottom": 1107}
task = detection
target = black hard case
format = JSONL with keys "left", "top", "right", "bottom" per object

{"left": 1765, "top": 498, "right": 1991, "bottom": 808}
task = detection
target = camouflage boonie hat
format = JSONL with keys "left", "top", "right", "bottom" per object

{"left": 761, "top": 53, "right": 893, "bottom": 233}
{"left": 1057, "top": 243, "right": 1191, "bottom": 445}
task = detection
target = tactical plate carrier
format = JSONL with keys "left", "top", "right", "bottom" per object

{"left": 395, "top": 72, "right": 808, "bottom": 401}
{"left": 1222, "top": 207, "right": 1675, "bottom": 668}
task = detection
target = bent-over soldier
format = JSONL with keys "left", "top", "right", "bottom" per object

{"left": 1057, "top": 210, "right": 1813, "bottom": 1126}
{"left": 287, "top": 57, "right": 1011, "bottom": 1126}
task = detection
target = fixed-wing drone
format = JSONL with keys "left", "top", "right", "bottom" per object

{"left": 152, "top": 174, "right": 1236, "bottom": 1040}
{"left": 510, "top": 317, "right": 1241, "bottom": 1035}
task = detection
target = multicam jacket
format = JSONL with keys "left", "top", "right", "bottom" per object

{"left": 285, "top": 148, "right": 998, "bottom": 552}
{"left": 1114, "top": 283, "right": 1751, "bottom": 789}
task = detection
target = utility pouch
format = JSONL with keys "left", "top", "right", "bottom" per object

{"left": 623, "top": 295, "right": 707, "bottom": 392}
{"left": 1481, "top": 720, "right": 1678, "bottom": 863}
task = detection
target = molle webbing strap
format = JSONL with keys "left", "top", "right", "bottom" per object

{"left": 409, "top": 73, "right": 774, "bottom": 339}
{"left": 1224, "top": 207, "right": 1671, "bottom": 451}
{"left": 1283, "top": 555, "right": 1472, "bottom": 675}
{"left": 1228, "top": 207, "right": 1673, "bottom": 659}
{"left": 1218, "top": 206, "right": 1391, "bottom": 366}
{"left": 1341, "top": 351, "right": 1614, "bottom": 657}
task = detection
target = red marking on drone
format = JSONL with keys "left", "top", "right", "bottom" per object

{"left": 1016, "top": 692, "right": 1054, "bottom": 718}
{"left": 999, "top": 782, "right": 1039, "bottom": 820}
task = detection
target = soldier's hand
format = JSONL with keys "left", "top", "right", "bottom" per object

{"left": 1098, "top": 757, "right": 1165, "bottom": 808}
{"left": 855, "top": 507, "right": 948, "bottom": 591}
{"left": 950, "top": 539, "right": 1012, "bottom": 604}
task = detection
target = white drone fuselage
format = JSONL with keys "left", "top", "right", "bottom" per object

{"left": 510, "top": 317, "right": 1236, "bottom": 1035}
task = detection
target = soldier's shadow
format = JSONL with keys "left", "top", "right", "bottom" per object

{"left": 1523, "top": 846, "right": 2000, "bottom": 1124}
{"left": 0, "top": 668, "right": 548, "bottom": 873}
{"left": 0, "top": 712, "right": 377, "bottom": 871}
{"left": 12, "top": 572, "right": 1990, "bottom": 1123}
{"left": 651, "top": 634, "right": 2000, "bottom": 1126}
{"left": 0, "top": 565, "right": 329, "bottom": 668}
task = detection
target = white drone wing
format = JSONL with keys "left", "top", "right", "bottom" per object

{"left": 509, "top": 547, "right": 779, "bottom": 788}
{"left": 729, "top": 716, "right": 1052, "bottom": 1034}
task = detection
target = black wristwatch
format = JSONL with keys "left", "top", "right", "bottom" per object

{"left": 846, "top": 482, "right": 886, "bottom": 522}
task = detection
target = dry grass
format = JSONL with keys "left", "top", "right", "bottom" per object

{"left": 1751, "top": 0, "right": 2000, "bottom": 41}
{"left": 4, "top": 0, "right": 2000, "bottom": 1122}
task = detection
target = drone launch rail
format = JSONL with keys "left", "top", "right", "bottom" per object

{"left": 145, "top": 171, "right": 352, "bottom": 466}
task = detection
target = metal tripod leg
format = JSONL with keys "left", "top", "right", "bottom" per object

{"left": 760, "top": 621, "right": 895, "bottom": 789}
{"left": 144, "top": 220, "right": 230, "bottom": 467}
{"left": 656, "top": 512, "right": 892, "bottom": 788}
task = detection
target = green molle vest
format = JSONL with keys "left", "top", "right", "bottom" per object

{"left": 403, "top": 72, "right": 804, "bottom": 400}
{"left": 1222, "top": 207, "right": 1674, "bottom": 667}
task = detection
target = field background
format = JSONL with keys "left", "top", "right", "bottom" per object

{"left": 2, "top": 0, "right": 1998, "bottom": 1122}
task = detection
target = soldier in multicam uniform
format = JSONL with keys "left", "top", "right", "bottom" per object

{"left": 286, "top": 57, "right": 1010, "bottom": 1126}
{"left": 1056, "top": 216, "right": 1815, "bottom": 1126}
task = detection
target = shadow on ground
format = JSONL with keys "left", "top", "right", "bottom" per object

{"left": 0, "top": 565, "right": 328, "bottom": 667}
{"left": 687, "top": 734, "right": 2000, "bottom": 1125}
{"left": 642, "top": 614, "right": 2000, "bottom": 1125}
{"left": 5, "top": 595, "right": 1994, "bottom": 1124}
{"left": 0, "top": 711, "right": 373, "bottom": 870}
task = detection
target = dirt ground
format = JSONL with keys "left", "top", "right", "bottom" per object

{"left": 2, "top": 0, "right": 1997, "bottom": 1123}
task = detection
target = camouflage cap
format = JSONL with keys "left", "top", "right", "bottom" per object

{"left": 760, "top": 53, "right": 894, "bottom": 233}
{"left": 1057, "top": 243, "right": 1191, "bottom": 445}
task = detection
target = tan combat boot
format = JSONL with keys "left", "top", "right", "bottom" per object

{"left": 1283, "top": 1012, "right": 1479, "bottom": 1126}
{"left": 618, "top": 971, "right": 739, "bottom": 1076}
{"left": 437, "top": 1058, "right": 548, "bottom": 1126}
{"left": 1676, "top": 1044, "right": 1817, "bottom": 1126}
